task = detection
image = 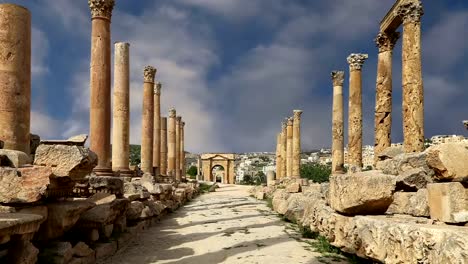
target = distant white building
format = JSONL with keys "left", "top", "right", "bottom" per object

{"left": 431, "top": 135, "right": 466, "bottom": 145}
{"left": 262, "top": 165, "right": 276, "bottom": 174}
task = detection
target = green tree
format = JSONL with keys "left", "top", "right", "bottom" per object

{"left": 241, "top": 174, "right": 254, "bottom": 185}
{"left": 187, "top": 166, "right": 198, "bottom": 177}
{"left": 300, "top": 163, "right": 331, "bottom": 183}
{"left": 129, "top": 145, "right": 141, "bottom": 166}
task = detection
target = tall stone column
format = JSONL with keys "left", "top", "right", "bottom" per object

{"left": 286, "top": 117, "right": 293, "bottom": 177}
{"left": 280, "top": 121, "right": 287, "bottom": 179}
{"left": 347, "top": 53, "right": 368, "bottom": 172}
{"left": 141, "top": 66, "right": 156, "bottom": 174}
{"left": 111, "top": 42, "right": 131, "bottom": 174}
{"left": 275, "top": 132, "right": 282, "bottom": 178}
{"left": 0, "top": 4, "right": 31, "bottom": 154}
{"left": 374, "top": 32, "right": 400, "bottom": 163}
{"left": 160, "top": 117, "right": 168, "bottom": 176}
{"left": 292, "top": 110, "right": 303, "bottom": 178}
{"left": 197, "top": 157, "right": 202, "bottom": 180}
{"left": 153, "top": 82, "right": 161, "bottom": 175}
{"left": 331, "top": 71, "right": 345, "bottom": 174}
{"left": 175, "top": 116, "right": 182, "bottom": 181}
{"left": 167, "top": 108, "right": 176, "bottom": 178}
{"left": 397, "top": 1, "right": 425, "bottom": 153}
{"left": 89, "top": 0, "right": 114, "bottom": 175}
{"left": 180, "top": 121, "right": 185, "bottom": 179}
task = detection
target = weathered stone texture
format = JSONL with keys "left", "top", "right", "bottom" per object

{"left": 0, "top": 149, "right": 31, "bottom": 168}
{"left": 153, "top": 82, "right": 161, "bottom": 174}
{"left": 141, "top": 66, "right": 156, "bottom": 174}
{"left": 427, "top": 182, "right": 468, "bottom": 223}
{"left": 425, "top": 142, "right": 468, "bottom": 182}
{"left": 331, "top": 71, "right": 344, "bottom": 174}
{"left": 292, "top": 110, "right": 302, "bottom": 177}
{"left": 386, "top": 189, "right": 429, "bottom": 217}
{"left": 0, "top": 167, "right": 52, "bottom": 203}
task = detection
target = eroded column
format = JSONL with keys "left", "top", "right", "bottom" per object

{"left": 292, "top": 110, "right": 303, "bottom": 178}
{"left": 286, "top": 117, "right": 293, "bottom": 177}
{"left": 153, "top": 82, "right": 161, "bottom": 175}
{"left": 275, "top": 133, "right": 282, "bottom": 178}
{"left": 89, "top": 0, "right": 114, "bottom": 175}
{"left": 167, "top": 108, "right": 176, "bottom": 178}
{"left": 180, "top": 121, "right": 185, "bottom": 179}
{"left": 280, "top": 121, "right": 287, "bottom": 179}
{"left": 374, "top": 32, "right": 400, "bottom": 163}
{"left": 160, "top": 117, "right": 168, "bottom": 176}
{"left": 175, "top": 116, "right": 181, "bottom": 181}
{"left": 347, "top": 53, "right": 368, "bottom": 172}
{"left": 0, "top": 4, "right": 31, "bottom": 154}
{"left": 397, "top": 1, "right": 425, "bottom": 153}
{"left": 331, "top": 71, "right": 345, "bottom": 174}
{"left": 141, "top": 66, "right": 156, "bottom": 174}
{"left": 111, "top": 42, "right": 131, "bottom": 174}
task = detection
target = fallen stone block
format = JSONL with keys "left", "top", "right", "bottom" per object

{"left": 77, "top": 194, "right": 129, "bottom": 228}
{"left": 283, "top": 193, "right": 308, "bottom": 223}
{"left": 34, "top": 144, "right": 97, "bottom": 181}
{"left": 386, "top": 189, "right": 429, "bottom": 217}
{"left": 377, "top": 145, "right": 404, "bottom": 161}
{"left": 285, "top": 182, "right": 301, "bottom": 193}
{"left": 329, "top": 171, "right": 396, "bottom": 215}
{"left": 0, "top": 167, "right": 52, "bottom": 203}
{"left": 72, "top": 242, "right": 94, "bottom": 258}
{"left": 272, "top": 189, "right": 290, "bottom": 215}
{"left": 425, "top": 142, "right": 468, "bottom": 182}
{"left": 7, "top": 240, "right": 38, "bottom": 264}
{"left": 38, "top": 241, "right": 73, "bottom": 264}
{"left": 0, "top": 149, "right": 31, "bottom": 167}
{"left": 396, "top": 167, "right": 433, "bottom": 190}
{"left": 16, "top": 206, "right": 48, "bottom": 224}
{"left": 88, "top": 175, "right": 124, "bottom": 195}
{"left": 255, "top": 192, "right": 266, "bottom": 200}
{"left": 427, "top": 182, "right": 468, "bottom": 223}
{"left": 123, "top": 181, "right": 150, "bottom": 201}
{"left": 376, "top": 152, "right": 433, "bottom": 177}
{"left": 126, "top": 201, "right": 144, "bottom": 221}
{"left": 0, "top": 213, "right": 43, "bottom": 238}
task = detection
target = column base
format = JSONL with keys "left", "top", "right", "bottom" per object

{"left": 114, "top": 168, "right": 135, "bottom": 178}
{"left": 93, "top": 166, "right": 115, "bottom": 177}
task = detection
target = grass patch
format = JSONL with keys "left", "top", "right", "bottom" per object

{"left": 299, "top": 225, "right": 318, "bottom": 239}
{"left": 265, "top": 197, "right": 273, "bottom": 209}
{"left": 199, "top": 183, "right": 212, "bottom": 193}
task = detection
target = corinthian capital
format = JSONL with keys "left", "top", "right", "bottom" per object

{"left": 88, "top": 0, "right": 115, "bottom": 20}
{"left": 143, "top": 66, "right": 157, "bottom": 83}
{"left": 287, "top": 117, "right": 293, "bottom": 126}
{"left": 281, "top": 120, "right": 287, "bottom": 130}
{"left": 169, "top": 108, "right": 176, "bottom": 118}
{"left": 347, "top": 53, "right": 368, "bottom": 71}
{"left": 331, "top": 71, "right": 345, "bottom": 87}
{"left": 293, "top": 110, "right": 303, "bottom": 120}
{"left": 396, "top": 1, "right": 424, "bottom": 24}
{"left": 375, "top": 31, "right": 400, "bottom": 52}
{"left": 155, "top": 82, "right": 162, "bottom": 95}
{"left": 176, "top": 116, "right": 182, "bottom": 123}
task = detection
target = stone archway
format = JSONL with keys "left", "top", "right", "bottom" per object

{"left": 200, "top": 153, "right": 236, "bottom": 184}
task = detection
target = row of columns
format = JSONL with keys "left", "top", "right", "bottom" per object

{"left": 331, "top": 1, "right": 425, "bottom": 173}
{"left": 275, "top": 110, "right": 302, "bottom": 179}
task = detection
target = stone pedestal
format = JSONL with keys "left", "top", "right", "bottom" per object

{"left": 286, "top": 117, "right": 293, "bottom": 177}
{"left": 331, "top": 71, "right": 345, "bottom": 174}
{"left": 347, "top": 53, "right": 368, "bottom": 172}
{"left": 111, "top": 42, "right": 132, "bottom": 175}
{"left": 275, "top": 133, "right": 282, "bottom": 178}
{"left": 0, "top": 4, "right": 31, "bottom": 154}
{"left": 89, "top": 0, "right": 114, "bottom": 176}
{"left": 292, "top": 110, "right": 302, "bottom": 178}
{"left": 374, "top": 32, "right": 399, "bottom": 164}
{"left": 153, "top": 82, "right": 162, "bottom": 175}
{"left": 167, "top": 109, "right": 176, "bottom": 178}
{"left": 280, "top": 121, "right": 287, "bottom": 179}
{"left": 175, "top": 116, "right": 181, "bottom": 181}
{"left": 141, "top": 66, "right": 156, "bottom": 174}
{"left": 160, "top": 117, "right": 168, "bottom": 176}
{"left": 180, "top": 122, "right": 185, "bottom": 179}
{"left": 267, "top": 170, "right": 275, "bottom": 186}
{"left": 397, "top": 2, "right": 425, "bottom": 153}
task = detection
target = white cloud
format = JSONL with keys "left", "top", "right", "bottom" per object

{"left": 30, "top": 111, "right": 60, "bottom": 139}
{"left": 31, "top": 27, "right": 49, "bottom": 76}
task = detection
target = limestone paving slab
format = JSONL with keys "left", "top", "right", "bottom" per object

{"left": 100, "top": 185, "right": 348, "bottom": 264}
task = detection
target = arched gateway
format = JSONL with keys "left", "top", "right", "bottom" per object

{"left": 200, "top": 153, "right": 236, "bottom": 184}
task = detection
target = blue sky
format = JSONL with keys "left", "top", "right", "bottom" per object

{"left": 4, "top": 0, "right": 468, "bottom": 153}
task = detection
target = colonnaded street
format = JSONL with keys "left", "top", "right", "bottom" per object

{"left": 101, "top": 185, "right": 347, "bottom": 264}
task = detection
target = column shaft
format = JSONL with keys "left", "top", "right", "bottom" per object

{"left": 331, "top": 71, "right": 345, "bottom": 174}
{"left": 275, "top": 133, "right": 282, "bottom": 178}
{"left": 167, "top": 109, "right": 176, "bottom": 177}
{"left": 292, "top": 110, "right": 303, "bottom": 178}
{"left": 180, "top": 122, "right": 185, "bottom": 179}
{"left": 175, "top": 116, "right": 181, "bottom": 180}
{"left": 286, "top": 118, "right": 293, "bottom": 177}
{"left": 153, "top": 83, "right": 161, "bottom": 174}
{"left": 0, "top": 4, "right": 31, "bottom": 154}
{"left": 140, "top": 66, "right": 156, "bottom": 174}
{"left": 280, "top": 122, "right": 287, "bottom": 179}
{"left": 160, "top": 117, "right": 168, "bottom": 175}
{"left": 111, "top": 42, "right": 130, "bottom": 173}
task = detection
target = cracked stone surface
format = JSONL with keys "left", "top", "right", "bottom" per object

{"left": 101, "top": 185, "right": 347, "bottom": 264}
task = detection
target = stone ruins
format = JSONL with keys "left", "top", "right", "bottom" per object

{"left": 257, "top": 0, "right": 468, "bottom": 263}
{"left": 0, "top": 1, "right": 197, "bottom": 263}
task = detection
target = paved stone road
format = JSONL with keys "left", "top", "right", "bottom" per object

{"left": 102, "top": 184, "right": 348, "bottom": 264}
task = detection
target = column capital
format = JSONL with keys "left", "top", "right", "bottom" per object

{"left": 375, "top": 31, "right": 400, "bottom": 52}
{"left": 293, "top": 110, "right": 303, "bottom": 120}
{"left": 347, "top": 53, "right": 368, "bottom": 71}
{"left": 143, "top": 66, "right": 157, "bottom": 83}
{"left": 155, "top": 82, "right": 162, "bottom": 95}
{"left": 331, "top": 71, "right": 345, "bottom": 86}
{"left": 396, "top": 1, "right": 424, "bottom": 24}
{"left": 169, "top": 108, "right": 176, "bottom": 118}
{"left": 88, "top": 0, "right": 115, "bottom": 20}
{"left": 463, "top": 120, "right": 468, "bottom": 130}
{"left": 182, "top": 122, "right": 185, "bottom": 127}
{"left": 281, "top": 120, "right": 287, "bottom": 130}
{"left": 287, "top": 117, "right": 293, "bottom": 126}
{"left": 176, "top": 116, "right": 182, "bottom": 123}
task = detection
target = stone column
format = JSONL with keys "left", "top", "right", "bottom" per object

{"left": 292, "top": 110, "right": 303, "bottom": 178}
{"left": 167, "top": 108, "right": 176, "bottom": 177}
{"left": 331, "top": 71, "right": 345, "bottom": 174}
{"left": 197, "top": 157, "right": 202, "bottom": 180}
{"left": 180, "top": 121, "right": 185, "bottom": 179}
{"left": 89, "top": 0, "right": 114, "bottom": 175}
{"left": 347, "top": 53, "right": 368, "bottom": 172}
{"left": 175, "top": 116, "right": 181, "bottom": 181}
{"left": 153, "top": 82, "right": 161, "bottom": 175}
{"left": 160, "top": 117, "right": 168, "bottom": 176}
{"left": 286, "top": 117, "right": 293, "bottom": 177}
{"left": 397, "top": 1, "right": 425, "bottom": 153}
{"left": 140, "top": 66, "right": 156, "bottom": 174}
{"left": 0, "top": 4, "right": 31, "bottom": 154}
{"left": 374, "top": 32, "right": 400, "bottom": 163}
{"left": 275, "top": 132, "right": 282, "bottom": 178}
{"left": 280, "top": 121, "right": 287, "bottom": 179}
{"left": 111, "top": 42, "right": 131, "bottom": 175}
